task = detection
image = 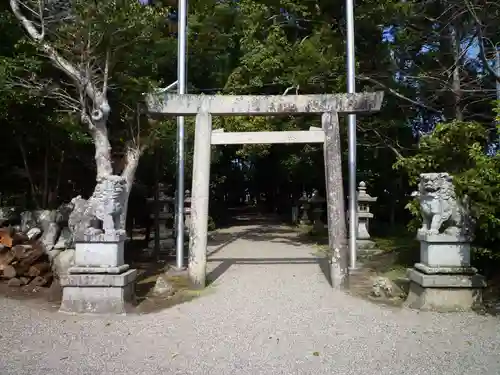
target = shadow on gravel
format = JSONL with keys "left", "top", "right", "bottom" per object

{"left": 206, "top": 257, "right": 331, "bottom": 286}
{"left": 206, "top": 215, "right": 333, "bottom": 286}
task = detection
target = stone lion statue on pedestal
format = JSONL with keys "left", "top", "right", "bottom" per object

{"left": 88, "top": 175, "right": 127, "bottom": 236}
{"left": 412, "top": 172, "right": 472, "bottom": 237}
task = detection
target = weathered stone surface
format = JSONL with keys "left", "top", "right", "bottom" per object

{"left": 86, "top": 175, "right": 127, "bottom": 237}
{"left": 356, "top": 182, "right": 377, "bottom": 240}
{"left": 40, "top": 222, "right": 60, "bottom": 251}
{"left": 69, "top": 264, "right": 129, "bottom": 274}
{"left": 68, "top": 196, "right": 92, "bottom": 245}
{"left": 323, "top": 112, "right": 348, "bottom": 289}
{"left": 357, "top": 239, "right": 377, "bottom": 250}
{"left": 146, "top": 92, "right": 384, "bottom": 115}
{"left": 35, "top": 210, "right": 58, "bottom": 230}
{"left": 371, "top": 276, "right": 394, "bottom": 298}
{"left": 47, "top": 277, "right": 63, "bottom": 302}
{"left": 407, "top": 268, "right": 486, "bottom": 288}
{"left": 60, "top": 269, "right": 137, "bottom": 286}
{"left": 405, "top": 280, "right": 483, "bottom": 312}
{"left": 59, "top": 269, "right": 137, "bottom": 315}
{"left": 418, "top": 233, "right": 471, "bottom": 267}
{"left": 211, "top": 129, "right": 325, "bottom": 145}
{"left": 48, "top": 249, "right": 63, "bottom": 262}
{"left": 56, "top": 203, "right": 73, "bottom": 224}
{"left": 0, "top": 207, "right": 20, "bottom": 225}
{"left": 68, "top": 176, "right": 128, "bottom": 244}
{"left": 20, "top": 211, "right": 37, "bottom": 232}
{"left": 26, "top": 227, "right": 42, "bottom": 240}
{"left": 152, "top": 275, "right": 175, "bottom": 296}
{"left": 405, "top": 268, "right": 485, "bottom": 312}
{"left": 54, "top": 227, "right": 72, "bottom": 250}
{"left": 188, "top": 111, "right": 212, "bottom": 289}
{"left": 404, "top": 172, "right": 485, "bottom": 312}
{"left": 52, "top": 249, "right": 75, "bottom": 277}
{"left": 413, "top": 172, "right": 472, "bottom": 238}
{"left": 414, "top": 262, "right": 477, "bottom": 275}
{"left": 74, "top": 241, "right": 125, "bottom": 268}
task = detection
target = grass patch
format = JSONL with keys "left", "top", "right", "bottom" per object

{"left": 381, "top": 266, "right": 407, "bottom": 280}
{"left": 372, "top": 235, "right": 419, "bottom": 270}
{"left": 134, "top": 265, "right": 214, "bottom": 314}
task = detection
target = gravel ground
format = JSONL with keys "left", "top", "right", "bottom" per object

{"left": 0, "top": 223, "right": 499, "bottom": 375}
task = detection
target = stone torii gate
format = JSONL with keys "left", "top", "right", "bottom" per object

{"left": 146, "top": 92, "right": 384, "bottom": 289}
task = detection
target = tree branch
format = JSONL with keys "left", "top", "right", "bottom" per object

{"left": 103, "top": 48, "right": 110, "bottom": 96}
{"left": 464, "top": 0, "right": 500, "bottom": 82}
{"left": 10, "top": 0, "right": 100, "bottom": 101}
{"left": 359, "top": 74, "right": 445, "bottom": 119}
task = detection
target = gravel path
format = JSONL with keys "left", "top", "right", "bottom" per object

{"left": 0, "top": 222, "right": 499, "bottom": 375}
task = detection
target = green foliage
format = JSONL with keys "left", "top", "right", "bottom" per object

{"left": 395, "top": 121, "right": 500, "bottom": 248}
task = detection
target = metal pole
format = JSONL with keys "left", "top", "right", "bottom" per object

{"left": 176, "top": 0, "right": 188, "bottom": 269}
{"left": 496, "top": 48, "right": 500, "bottom": 101}
{"left": 153, "top": 147, "right": 160, "bottom": 260}
{"left": 346, "top": 0, "right": 357, "bottom": 270}
{"left": 496, "top": 47, "right": 500, "bottom": 150}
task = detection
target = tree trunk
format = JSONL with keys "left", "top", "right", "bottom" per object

{"left": 119, "top": 147, "right": 142, "bottom": 231}
{"left": 449, "top": 24, "right": 463, "bottom": 121}
{"left": 92, "top": 120, "right": 114, "bottom": 181}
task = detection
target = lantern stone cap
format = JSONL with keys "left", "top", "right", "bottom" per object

{"left": 310, "top": 189, "right": 325, "bottom": 203}
{"left": 298, "top": 192, "right": 309, "bottom": 202}
{"left": 358, "top": 212, "right": 374, "bottom": 219}
{"left": 357, "top": 181, "right": 377, "bottom": 202}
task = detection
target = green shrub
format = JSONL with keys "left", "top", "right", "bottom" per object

{"left": 394, "top": 120, "right": 500, "bottom": 250}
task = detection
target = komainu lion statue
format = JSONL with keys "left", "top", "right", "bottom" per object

{"left": 412, "top": 172, "right": 471, "bottom": 237}
{"left": 88, "top": 175, "right": 127, "bottom": 235}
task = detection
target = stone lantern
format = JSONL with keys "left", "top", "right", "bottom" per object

{"left": 147, "top": 183, "right": 175, "bottom": 255}
{"left": 184, "top": 190, "right": 192, "bottom": 235}
{"left": 298, "top": 192, "right": 311, "bottom": 225}
{"left": 291, "top": 196, "right": 299, "bottom": 224}
{"left": 347, "top": 181, "right": 378, "bottom": 254}
{"left": 310, "top": 189, "right": 326, "bottom": 233}
{"left": 357, "top": 182, "right": 377, "bottom": 243}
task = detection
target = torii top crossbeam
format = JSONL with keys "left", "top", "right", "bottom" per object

{"left": 146, "top": 92, "right": 384, "bottom": 116}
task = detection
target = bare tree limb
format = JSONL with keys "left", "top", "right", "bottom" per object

{"left": 10, "top": 0, "right": 100, "bottom": 101}
{"left": 358, "top": 74, "right": 445, "bottom": 118}
{"left": 464, "top": 0, "right": 500, "bottom": 82}
{"left": 103, "top": 48, "right": 110, "bottom": 96}
{"left": 37, "top": 0, "right": 45, "bottom": 39}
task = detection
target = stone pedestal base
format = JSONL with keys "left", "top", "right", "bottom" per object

{"left": 417, "top": 232, "right": 471, "bottom": 267}
{"left": 148, "top": 238, "right": 175, "bottom": 250}
{"left": 149, "top": 227, "right": 175, "bottom": 255}
{"left": 356, "top": 239, "right": 383, "bottom": 257}
{"left": 59, "top": 269, "right": 137, "bottom": 315}
{"left": 404, "top": 268, "right": 485, "bottom": 312}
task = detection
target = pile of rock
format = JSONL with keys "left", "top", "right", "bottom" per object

{"left": 0, "top": 206, "right": 76, "bottom": 282}
{"left": 0, "top": 227, "right": 53, "bottom": 287}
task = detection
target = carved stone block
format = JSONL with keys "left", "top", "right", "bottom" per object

{"left": 417, "top": 232, "right": 471, "bottom": 268}
{"left": 405, "top": 268, "right": 485, "bottom": 312}
{"left": 59, "top": 270, "right": 137, "bottom": 315}
{"left": 74, "top": 241, "right": 125, "bottom": 268}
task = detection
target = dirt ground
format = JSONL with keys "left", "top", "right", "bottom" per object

{"left": 0, "top": 235, "right": 203, "bottom": 314}
{"left": 0, "top": 228, "right": 498, "bottom": 316}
